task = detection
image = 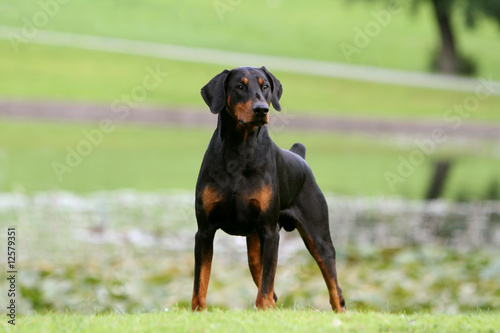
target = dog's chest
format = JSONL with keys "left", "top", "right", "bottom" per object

{"left": 200, "top": 179, "right": 275, "bottom": 235}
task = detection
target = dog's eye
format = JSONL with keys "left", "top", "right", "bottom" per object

{"left": 236, "top": 84, "right": 244, "bottom": 90}
{"left": 263, "top": 85, "right": 269, "bottom": 90}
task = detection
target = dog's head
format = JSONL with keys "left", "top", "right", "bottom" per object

{"left": 201, "top": 66, "right": 283, "bottom": 127}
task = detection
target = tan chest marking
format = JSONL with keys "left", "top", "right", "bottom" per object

{"left": 247, "top": 184, "right": 273, "bottom": 212}
{"left": 201, "top": 185, "right": 222, "bottom": 216}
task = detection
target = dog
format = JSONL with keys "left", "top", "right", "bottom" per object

{"left": 192, "top": 66, "right": 345, "bottom": 312}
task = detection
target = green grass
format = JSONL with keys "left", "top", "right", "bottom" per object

{"left": 1, "top": 120, "right": 499, "bottom": 199}
{"left": 2, "top": 0, "right": 500, "bottom": 123}
{"left": 0, "top": 121, "right": 206, "bottom": 192}
{"left": 1, "top": 41, "right": 500, "bottom": 121}
{"left": 2, "top": 0, "right": 500, "bottom": 78}
{"left": 8, "top": 310, "right": 500, "bottom": 333}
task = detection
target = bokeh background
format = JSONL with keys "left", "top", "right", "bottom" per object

{"left": 0, "top": 0, "right": 499, "bottom": 313}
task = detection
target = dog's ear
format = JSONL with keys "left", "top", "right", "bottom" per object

{"left": 261, "top": 66, "right": 283, "bottom": 111}
{"left": 201, "top": 69, "right": 230, "bottom": 114}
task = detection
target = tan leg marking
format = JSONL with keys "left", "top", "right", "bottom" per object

{"left": 191, "top": 256, "right": 212, "bottom": 311}
{"left": 302, "top": 234, "right": 344, "bottom": 312}
{"left": 255, "top": 290, "right": 275, "bottom": 310}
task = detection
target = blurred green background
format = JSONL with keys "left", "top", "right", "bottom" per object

{"left": 1, "top": 0, "right": 500, "bottom": 314}
{"left": 0, "top": 0, "right": 499, "bottom": 198}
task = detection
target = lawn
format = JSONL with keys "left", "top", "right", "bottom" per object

{"left": 1, "top": 120, "right": 499, "bottom": 199}
{"left": 2, "top": 1, "right": 500, "bottom": 123}
{"left": 7, "top": 310, "right": 500, "bottom": 333}
{"left": 1, "top": 40, "right": 500, "bottom": 121}
{"left": 2, "top": 0, "right": 500, "bottom": 78}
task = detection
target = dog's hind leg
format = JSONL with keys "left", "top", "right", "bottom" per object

{"left": 293, "top": 187, "right": 345, "bottom": 312}
{"left": 296, "top": 223, "right": 345, "bottom": 312}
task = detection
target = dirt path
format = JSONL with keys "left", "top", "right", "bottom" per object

{"left": 1, "top": 99, "right": 500, "bottom": 139}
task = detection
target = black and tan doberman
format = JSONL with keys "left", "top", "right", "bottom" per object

{"left": 192, "top": 66, "right": 345, "bottom": 312}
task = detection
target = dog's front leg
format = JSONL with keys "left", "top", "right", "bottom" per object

{"left": 255, "top": 224, "right": 280, "bottom": 310}
{"left": 191, "top": 228, "right": 216, "bottom": 311}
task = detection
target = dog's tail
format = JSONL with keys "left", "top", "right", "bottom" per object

{"left": 290, "top": 143, "right": 306, "bottom": 159}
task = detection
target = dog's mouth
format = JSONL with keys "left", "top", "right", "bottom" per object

{"left": 238, "top": 119, "right": 268, "bottom": 127}
{"left": 238, "top": 113, "right": 269, "bottom": 127}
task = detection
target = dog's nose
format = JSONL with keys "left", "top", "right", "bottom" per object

{"left": 253, "top": 104, "right": 269, "bottom": 116}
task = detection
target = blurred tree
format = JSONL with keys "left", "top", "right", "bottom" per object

{"left": 427, "top": 0, "right": 500, "bottom": 75}
{"left": 356, "top": 0, "right": 500, "bottom": 75}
